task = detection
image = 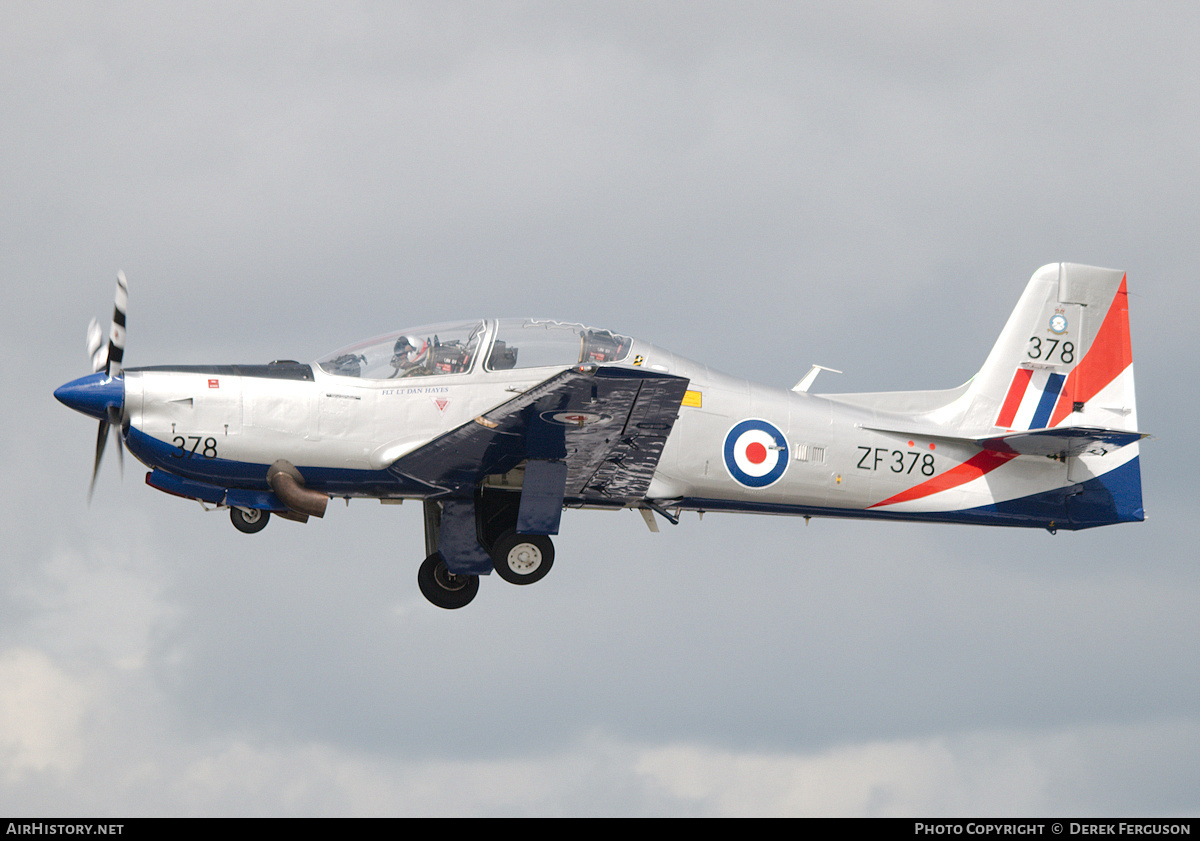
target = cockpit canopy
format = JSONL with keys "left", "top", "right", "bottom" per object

{"left": 316, "top": 319, "right": 632, "bottom": 379}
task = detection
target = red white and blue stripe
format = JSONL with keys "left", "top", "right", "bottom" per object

{"left": 995, "top": 368, "right": 1067, "bottom": 430}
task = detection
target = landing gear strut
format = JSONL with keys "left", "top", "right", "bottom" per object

{"left": 417, "top": 552, "right": 479, "bottom": 609}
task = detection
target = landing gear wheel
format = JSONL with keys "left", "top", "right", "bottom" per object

{"left": 230, "top": 507, "right": 270, "bottom": 534}
{"left": 491, "top": 530, "right": 554, "bottom": 585}
{"left": 418, "top": 553, "right": 479, "bottom": 609}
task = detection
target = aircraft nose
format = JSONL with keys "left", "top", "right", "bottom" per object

{"left": 54, "top": 372, "right": 124, "bottom": 421}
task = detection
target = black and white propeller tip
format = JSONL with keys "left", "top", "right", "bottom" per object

{"left": 84, "top": 269, "right": 127, "bottom": 376}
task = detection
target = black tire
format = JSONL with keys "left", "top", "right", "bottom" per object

{"left": 490, "top": 530, "right": 554, "bottom": 585}
{"left": 417, "top": 553, "right": 479, "bottom": 609}
{"left": 230, "top": 507, "right": 270, "bottom": 534}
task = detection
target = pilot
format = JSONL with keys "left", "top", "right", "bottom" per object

{"left": 391, "top": 335, "right": 429, "bottom": 375}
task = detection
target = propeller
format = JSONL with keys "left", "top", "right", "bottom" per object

{"left": 90, "top": 271, "right": 129, "bottom": 500}
{"left": 54, "top": 272, "right": 129, "bottom": 501}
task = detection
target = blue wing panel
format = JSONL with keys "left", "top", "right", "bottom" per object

{"left": 386, "top": 365, "right": 690, "bottom": 504}
{"left": 517, "top": 459, "right": 568, "bottom": 534}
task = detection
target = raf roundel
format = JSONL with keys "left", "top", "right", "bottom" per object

{"left": 723, "top": 419, "right": 789, "bottom": 488}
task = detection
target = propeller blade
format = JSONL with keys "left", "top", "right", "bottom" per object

{"left": 89, "top": 419, "right": 109, "bottom": 504}
{"left": 87, "top": 318, "right": 106, "bottom": 373}
{"left": 105, "top": 271, "right": 128, "bottom": 376}
{"left": 108, "top": 405, "right": 125, "bottom": 478}
{"left": 80, "top": 271, "right": 129, "bottom": 501}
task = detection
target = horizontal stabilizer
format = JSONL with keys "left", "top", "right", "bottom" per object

{"left": 975, "top": 426, "right": 1147, "bottom": 458}
{"left": 863, "top": 422, "right": 1146, "bottom": 459}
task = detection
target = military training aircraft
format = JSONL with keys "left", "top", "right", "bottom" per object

{"left": 56, "top": 264, "right": 1145, "bottom": 609}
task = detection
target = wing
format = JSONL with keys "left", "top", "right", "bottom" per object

{"left": 386, "top": 365, "right": 691, "bottom": 504}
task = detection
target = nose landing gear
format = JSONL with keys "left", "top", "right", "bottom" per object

{"left": 230, "top": 507, "right": 270, "bottom": 534}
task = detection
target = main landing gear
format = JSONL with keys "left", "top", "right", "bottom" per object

{"left": 417, "top": 522, "right": 557, "bottom": 609}
{"left": 490, "top": 529, "right": 554, "bottom": 585}
{"left": 418, "top": 552, "right": 480, "bottom": 610}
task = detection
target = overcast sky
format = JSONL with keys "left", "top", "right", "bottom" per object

{"left": 3, "top": 1, "right": 1198, "bottom": 817}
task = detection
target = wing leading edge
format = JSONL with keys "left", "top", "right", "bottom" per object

{"left": 386, "top": 365, "right": 691, "bottom": 505}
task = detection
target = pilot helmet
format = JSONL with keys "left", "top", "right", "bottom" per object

{"left": 392, "top": 335, "right": 425, "bottom": 365}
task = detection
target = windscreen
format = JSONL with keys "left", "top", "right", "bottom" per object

{"left": 486, "top": 319, "right": 631, "bottom": 371}
{"left": 317, "top": 321, "right": 485, "bottom": 379}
